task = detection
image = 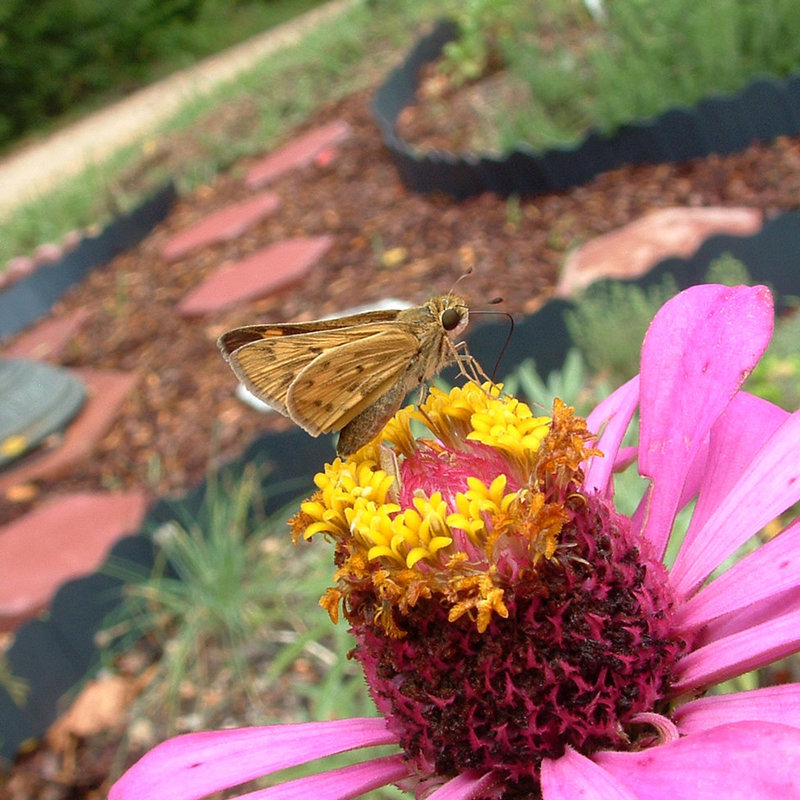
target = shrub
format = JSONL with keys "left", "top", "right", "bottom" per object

{"left": 0, "top": 0, "right": 204, "bottom": 146}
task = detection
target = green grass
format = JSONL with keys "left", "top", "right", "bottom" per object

{"left": 561, "top": 252, "right": 800, "bottom": 413}
{"left": 495, "top": 349, "right": 612, "bottom": 419}
{"left": 103, "top": 463, "right": 376, "bottom": 730}
{"left": 103, "top": 461, "right": 405, "bottom": 797}
{"left": 0, "top": 0, "right": 449, "bottom": 265}
{"left": 746, "top": 314, "right": 800, "bottom": 411}
{"left": 564, "top": 275, "right": 681, "bottom": 386}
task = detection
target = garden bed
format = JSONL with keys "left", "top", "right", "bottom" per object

{"left": 374, "top": 20, "right": 800, "bottom": 198}
{"left": 4, "top": 41, "right": 800, "bottom": 800}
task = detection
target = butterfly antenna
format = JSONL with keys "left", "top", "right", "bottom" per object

{"left": 490, "top": 311, "right": 514, "bottom": 381}
{"left": 446, "top": 266, "right": 474, "bottom": 296}
{"left": 471, "top": 297, "right": 514, "bottom": 382}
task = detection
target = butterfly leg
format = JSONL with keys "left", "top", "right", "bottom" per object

{"left": 452, "top": 341, "right": 494, "bottom": 386}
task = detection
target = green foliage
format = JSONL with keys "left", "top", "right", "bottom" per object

{"left": 438, "top": 0, "right": 517, "bottom": 85}
{"left": 498, "top": 349, "right": 613, "bottom": 417}
{"left": 0, "top": 0, "right": 327, "bottom": 150}
{"left": 704, "top": 252, "right": 753, "bottom": 287}
{"left": 565, "top": 275, "right": 680, "bottom": 387}
{"left": 0, "top": 0, "right": 199, "bottom": 146}
{"left": 0, "top": 657, "right": 29, "bottom": 707}
{"left": 712, "top": 669, "right": 766, "bottom": 695}
{"left": 1, "top": 0, "right": 439, "bottom": 264}
{"left": 560, "top": 247, "right": 800, "bottom": 434}
{"left": 482, "top": 0, "right": 800, "bottom": 150}
{"left": 103, "top": 464, "right": 373, "bottom": 733}
{"left": 746, "top": 318, "right": 800, "bottom": 410}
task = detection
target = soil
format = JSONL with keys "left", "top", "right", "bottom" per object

{"left": 5, "top": 82, "right": 800, "bottom": 529}
{"left": 3, "top": 59, "right": 800, "bottom": 798}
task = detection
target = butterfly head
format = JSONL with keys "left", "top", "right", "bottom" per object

{"left": 430, "top": 293, "right": 469, "bottom": 339}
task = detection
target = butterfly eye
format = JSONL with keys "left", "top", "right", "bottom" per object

{"left": 441, "top": 307, "right": 463, "bottom": 331}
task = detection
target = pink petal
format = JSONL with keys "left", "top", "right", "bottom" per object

{"left": 672, "top": 606, "right": 800, "bottom": 693}
{"left": 674, "top": 684, "right": 800, "bottom": 734}
{"left": 235, "top": 755, "right": 410, "bottom": 800}
{"left": 584, "top": 376, "right": 640, "bottom": 496}
{"left": 675, "top": 516, "right": 800, "bottom": 630}
{"left": 670, "top": 407, "right": 800, "bottom": 596}
{"left": 636, "top": 284, "right": 773, "bottom": 558}
{"left": 612, "top": 446, "right": 638, "bottom": 472}
{"left": 632, "top": 432, "right": 708, "bottom": 542}
{"left": 596, "top": 721, "right": 800, "bottom": 799}
{"left": 694, "top": 585, "right": 800, "bottom": 643}
{"left": 541, "top": 748, "right": 641, "bottom": 800}
{"left": 681, "top": 392, "right": 788, "bottom": 537}
{"left": 425, "top": 770, "right": 500, "bottom": 800}
{"left": 673, "top": 433, "right": 709, "bottom": 512}
{"left": 109, "top": 718, "right": 398, "bottom": 800}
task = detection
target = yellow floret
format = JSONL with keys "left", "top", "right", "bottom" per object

{"left": 467, "top": 394, "right": 551, "bottom": 476}
{"left": 290, "top": 381, "right": 602, "bottom": 637}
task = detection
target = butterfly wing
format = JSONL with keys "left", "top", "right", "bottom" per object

{"left": 218, "top": 309, "right": 401, "bottom": 354}
{"left": 287, "top": 328, "right": 420, "bottom": 435}
{"left": 221, "top": 327, "right": 384, "bottom": 416}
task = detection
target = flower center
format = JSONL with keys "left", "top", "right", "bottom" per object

{"left": 357, "top": 492, "right": 685, "bottom": 798}
{"left": 290, "top": 384, "right": 689, "bottom": 798}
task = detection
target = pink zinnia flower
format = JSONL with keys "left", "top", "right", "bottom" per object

{"left": 111, "top": 284, "right": 800, "bottom": 799}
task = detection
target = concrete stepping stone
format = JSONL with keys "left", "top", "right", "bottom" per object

{"left": 1, "top": 309, "right": 89, "bottom": 361}
{"left": 0, "top": 490, "right": 148, "bottom": 630}
{"left": 0, "top": 368, "right": 140, "bottom": 494}
{"left": 245, "top": 120, "right": 351, "bottom": 188}
{"left": 161, "top": 190, "right": 281, "bottom": 262}
{"left": 178, "top": 235, "right": 333, "bottom": 316}
{"left": 0, "top": 359, "right": 86, "bottom": 468}
{"left": 556, "top": 207, "right": 763, "bottom": 297}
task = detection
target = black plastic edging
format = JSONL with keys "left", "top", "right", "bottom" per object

{"left": 0, "top": 182, "right": 177, "bottom": 341}
{"left": 0, "top": 426, "right": 333, "bottom": 764}
{"left": 373, "top": 20, "right": 800, "bottom": 199}
{"left": 0, "top": 67, "right": 800, "bottom": 762}
{"left": 619, "top": 211, "right": 800, "bottom": 315}
{"left": 0, "top": 534, "right": 157, "bottom": 763}
{"left": 467, "top": 211, "right": 800, "bottom": 383}
{"left": 3, "top": 211, "right": 800, "bottom": 762}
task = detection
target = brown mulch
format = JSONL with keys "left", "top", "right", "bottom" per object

{"left": 3, "top": 63, "right": 800, "bottom": 798}
{"left": 4, "top": 85, "right": 800, "bottom": 529}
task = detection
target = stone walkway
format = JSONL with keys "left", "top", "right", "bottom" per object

{"left": 0, "top": 114, "right": 765, "bottom": 629}
{"left": 0, "top": 0, "right": 357, "bottom": 218}
{"left": 0, "top": 119, "right": 354, "bottom": 629}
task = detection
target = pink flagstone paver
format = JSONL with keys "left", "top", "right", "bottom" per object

{"left": 0, "top": 491, "right": 148, "bottom": 630}
{"left": 556, "top": 207, "right": 763, "bottom": 297}
{"left": 0, "top": 368, "right": 140, "bottom": 494}
{"left": 1, "top": 309, "right": 89, "bottom": 361}
{"left": 33, "top": 242, "right": 63, "bottom": 265}
{"left": 161, "top": 190, "right": 281, "bottom": 262}
{"left": 313, "top": 146, "right": 339, "bottom": 168}
{"left": 245, "top": 120, "right": 351, "bottom": 188}
{"left": 0, "top": 256, "right": 36, "bottom": 290}
{"left": 178, "top": 235, "right": 333, "bottom": 316}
